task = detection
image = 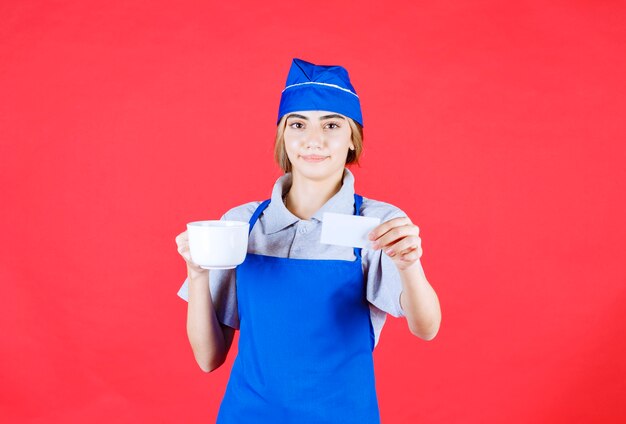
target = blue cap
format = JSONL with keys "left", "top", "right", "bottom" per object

{"left": 277, "top": 58, "right": 363, "bottom": 127}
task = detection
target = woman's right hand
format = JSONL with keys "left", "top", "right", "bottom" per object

{"left": 175, "top": 230, "right": 208, "bottom": 278}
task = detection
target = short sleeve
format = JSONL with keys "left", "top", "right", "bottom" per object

{"left": 364, "top": 246, "right": 406, "bottom": 318}
{"left": 362, "top": 201, "right": 409, "bottom": 319}
{"left": 175, "top": 206, "right": 256, "bottom": 330}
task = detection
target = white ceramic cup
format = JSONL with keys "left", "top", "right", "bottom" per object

{"left": 186, "top": 220, "right": 250, "bottom": 269}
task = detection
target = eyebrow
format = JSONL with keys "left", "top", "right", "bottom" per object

{"left": 286, "top": 113, "right": 346, "bottom": 121}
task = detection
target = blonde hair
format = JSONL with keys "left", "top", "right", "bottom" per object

{"left": 274, "top": 115, "right": 364, "bottom": 173}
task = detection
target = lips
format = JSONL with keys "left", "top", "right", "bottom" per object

{"left": 300, "top": 155, "right": 329, "bottom": 162}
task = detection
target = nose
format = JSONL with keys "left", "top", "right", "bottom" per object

{"left": 305, "top": 127, "right": 323, "bottom": 150}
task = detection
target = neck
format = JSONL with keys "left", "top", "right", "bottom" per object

{"left": 285, "top": 169, "right": 345, "bottom": 220}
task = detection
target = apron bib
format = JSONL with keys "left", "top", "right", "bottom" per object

{"left": 217, "top": 194, "right": 380, "bottom": 424}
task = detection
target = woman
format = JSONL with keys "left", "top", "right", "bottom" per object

{"left": 175, "top": 58, "right": 441, "bottom": 423}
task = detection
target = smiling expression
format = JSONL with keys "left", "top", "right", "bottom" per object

{"left": 283, "top": 110, "right": 354, "bottom": 180}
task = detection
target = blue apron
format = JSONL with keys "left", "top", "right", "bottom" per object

{"left": 216, "top": 194, "right": 380, "bottom": 423}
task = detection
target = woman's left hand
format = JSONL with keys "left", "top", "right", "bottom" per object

{"left": 368, "top": 217, "right": 423, "bottom": 271}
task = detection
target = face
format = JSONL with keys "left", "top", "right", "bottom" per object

{"left": 283, "top": 110, "right": 354, "bottom": 181}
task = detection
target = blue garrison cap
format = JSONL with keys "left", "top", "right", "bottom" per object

{"left": 277, "top": 58, "right": 363, "bottom": 127}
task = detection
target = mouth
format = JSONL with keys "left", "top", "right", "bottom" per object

{"left": 299, "top": 155, "right": 329, "bottom": 163}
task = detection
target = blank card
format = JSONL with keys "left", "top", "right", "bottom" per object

{"left": 320, "top": 212, "right": 381, "bottom": 248}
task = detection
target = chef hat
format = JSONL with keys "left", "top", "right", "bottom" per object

{"left": 277, "top": 58, "right": 363, "bottom": 127}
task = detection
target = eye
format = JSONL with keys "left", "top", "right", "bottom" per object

{"left": 289, "top": 122, "right": 304, "bottom": 129}
{"left": 325, "top": 122, "right": 340, "bottom": 129}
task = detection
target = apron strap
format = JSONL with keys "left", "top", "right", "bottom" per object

{"left": 248, "top": 199, "right": 271, "bottom": 235}
{"left": 353, "top": 193, "right": 363, "bottom": 259}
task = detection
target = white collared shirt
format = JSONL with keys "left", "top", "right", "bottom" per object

{"left": 178, "top": 168, "right": 409, "bottom": 347}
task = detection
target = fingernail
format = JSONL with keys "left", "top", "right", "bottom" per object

{"left": 386, "top": 249, "right": 395, "bottom": 256}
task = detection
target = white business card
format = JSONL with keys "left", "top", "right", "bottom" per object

{"left": 320, "top": 212, "right": 381, "bottom": 248}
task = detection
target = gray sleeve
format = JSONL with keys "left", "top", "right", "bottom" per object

{"left": 362, "top": 201, "right": 409, "bottom": 318}
{"left": 176, "top": 202, "right": 259, "bottom": 330}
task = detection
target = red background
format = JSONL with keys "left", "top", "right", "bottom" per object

{"left": 1, "top": 1, "right": 625, "bottom": 423}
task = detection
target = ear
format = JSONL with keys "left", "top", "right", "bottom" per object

{"left": 349, "top": 143, "right": 355, "bottom": 151}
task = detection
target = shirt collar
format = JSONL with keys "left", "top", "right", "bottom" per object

{"left": 263, "top": 168, "right": 357, "bottom": 235}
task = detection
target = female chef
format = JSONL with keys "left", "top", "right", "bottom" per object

{"left": 175, "top": 58, "right": 441, "bottom": 423}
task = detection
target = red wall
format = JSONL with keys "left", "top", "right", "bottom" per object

{"left": 1, "top": 1, "right": 625, "bottom": 423}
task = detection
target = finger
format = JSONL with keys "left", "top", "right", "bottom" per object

{"left": 368, "top": 217, "right": 412, "bottom": 240}
{"left": 368, "top": 217, "right": 410, "bottom": 240}
{"left": 384, "top": 236, "right": 420, "bottom": 256}
{"left": 175, "top": 232, "right": 188, "bottom": 245}
{"left": 178, "top": 246, "right": 194, "bottom": 262}
{"left": 175, "top": 243, "right": 190, "bottom": 260}
{"left": 373, "top": 226, "right": 419, "bottom": 250}
{"left": 400, "top": 250, "right": 420, "bottom": 262}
